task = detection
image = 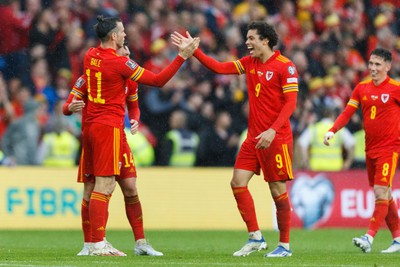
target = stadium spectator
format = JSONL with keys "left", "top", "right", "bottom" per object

{"left": 2, "top": 99, "right": 45, "bottom": 166}
{"left": 141, "top": 76, "right": 188, "bottom": 165}
{"left": 160, "top": 109, "right": 199, "bottom": 166}
{"left": 173, "top": 20, "right": 298, "bottom": 257}
{"left": 0, "top": 74, "right": 16, "bottom": 139}
{"left": 0, "top": 0, "right": 398, "bottom": 169}
{"left": 297, "top": 106, "right": 355, "bottom": 171}
{"left": 324, "top": 48, "right": 400, "bottom": 254}
{"left": 196, "top": 109, "right": 238, "bottom": 167}
{"left": 0, "top": 0, "right": 34, "bottom": 89}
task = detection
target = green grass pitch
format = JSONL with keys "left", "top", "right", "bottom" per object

{"left": 1, "top": 229, "right": 400, "bottom": 266}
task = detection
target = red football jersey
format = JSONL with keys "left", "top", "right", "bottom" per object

{"left": 64, "top": 74, "right": 139, "bottom": 126}
{"left": 237, "top": 51, "right": 298, "bottom": 143}
{"left": 332, "top": 77, "right": 400, "bottom": 157}
{"left": 83, "top": 47, "right": 144, "bottom": 127}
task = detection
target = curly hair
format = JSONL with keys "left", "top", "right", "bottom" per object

{"left": 247, "top": 21, "right": 279, "bottom": 49}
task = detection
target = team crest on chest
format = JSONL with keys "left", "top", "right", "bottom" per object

{"left": 266, "top": 71, "right": 273, "bottom": 80}
{"left": 381, "top": 94, "right": 389, "bottom": 103}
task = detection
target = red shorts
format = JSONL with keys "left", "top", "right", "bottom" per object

{"left": 78, "top": 129, "right": 137, "bottom": 182}
{"left": 235, "top": 138, "right": 294, "bottom": 182}
{"left": 366, "top": 152, "right": 398, "bottom": 187}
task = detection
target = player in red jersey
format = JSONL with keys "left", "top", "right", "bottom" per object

{"left": 324, "top": 48, "right": 400, "bottom": 253}
{"left": 63, "top": 44, "right": 163, "bottom": 257}
{"left": 172, "top": 21, "right": 298, "bottom": 257}
{"left": 82, "top": 15, "right": 199, "bottom": 256}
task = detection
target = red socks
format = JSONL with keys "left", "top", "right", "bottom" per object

{"left": 125, "top": 195, "right": 145, "bottom": 241}
{"left": 273, "top": 192, "right": 291, "bottom": 243}
{"left": 367, "top": 199, "right": 389, "bottom": 237}
{"left": 81, "top": 199, "right": 91, "bottom": 242}
{"left": 89, "top": 192, "right": 111, "bottom": 243}
{"left": 232, "top": 186, "right": 259, "bottom": 232}
{"left": 386, "top": 198, "right": 400, "bottom": 239}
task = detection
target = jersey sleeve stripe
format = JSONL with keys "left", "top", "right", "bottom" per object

{"left": 130, "top": 67, "right": 145, "bottom": 81}
{"left": 127, "top": 94, "right": 138, "bottom": 101}
{"left": 233, "top": 60, "right": 245, "bottom": 74}
{"left": 389, "top": 79, "right": 400, "bottom": 86}
{"left": 276, "top": 55, "right": 290, "bottom": 63}
{"left": 72, "top": 89, "right": 85, "bottom": 98}
{"left": 283, "top": 84, "right": 299, "bottom": 93}
{"left": 347, "top": 99, "right": 359, "bottom": 108}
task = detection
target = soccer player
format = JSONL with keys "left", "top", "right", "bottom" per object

{"left": 63, "top": 44, "right": 163, "bottom": 257}
{"left": 81, "top": 15, "right": 199, "bottom": 256}
{"left": 172, "top": 21, "right": 298, "bottom": 257}
{"left": 324, "top": 48, "right": 400, "bottom": 253}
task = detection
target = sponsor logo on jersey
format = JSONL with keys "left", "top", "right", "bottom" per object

{"left": 266, "top": 71, "right": 273, "bottom": 80}
{"left": 381, "top": 94, "right": 389, "bottom": 103}
{"left": 75, "top": 77, "right": 86, "bottom": 88}
{"left": 126, "top": 59, "right": 138, "bottom": 70}
{"left": 288, "top": 66, "right": 296, "bottom": 75}
{"left": 257, "top": 71, "right": 263, "bottom": 76}
{"left": 371, "top": 95, "right": 378, "bottom": 100}
{"left": 250, "top": 69, "right": 255, "bottom": 74}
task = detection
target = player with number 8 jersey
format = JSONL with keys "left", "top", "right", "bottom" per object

{"left": 324, "top": 48, "right": 400, "bottom": 254}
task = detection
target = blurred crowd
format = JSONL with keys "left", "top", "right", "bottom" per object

{"left": 0, "top": 0, "right": 399, "bottom": 168}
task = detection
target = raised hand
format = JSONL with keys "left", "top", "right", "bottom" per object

{"left": 171, "top": 31, "right": 200, "bottom": 60}
{"left": 171, "top": 31, "right": 194, "bottom": 47}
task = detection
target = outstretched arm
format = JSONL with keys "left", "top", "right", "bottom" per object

{"left": 324, "top": 105, "right": 357, "bottom": 146}
{"left": 171, "top": 31, "right": 240, "bottom": 75}
{"left": 134, "top": 36, "right": 200, "bottom": 87}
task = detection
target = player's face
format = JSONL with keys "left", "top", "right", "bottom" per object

{"left": 114, "top": 22, "right": 126, "bottom": 49}
{"left": 368, "top": 55, "right": 391, "bottom": 84}
{"left": 245, "top": 29, "right": 269, "bottom": 60}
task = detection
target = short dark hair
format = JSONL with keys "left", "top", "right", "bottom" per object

{"left": 94, "top": 15, "right": 122, "bottom": 42}
{"left": 371, "top": 48, "right": 392, "bottom": 63}
{"left": 247, "top": 21, "right": 278, "bottom": 49}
